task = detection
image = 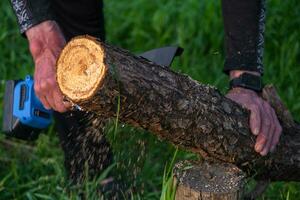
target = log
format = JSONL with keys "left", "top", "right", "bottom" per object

{"left": 174, "top": 160, "right": 245, "bottom": 200}
{"left": 56, "top": 35, "right": 300, "bottom": 181}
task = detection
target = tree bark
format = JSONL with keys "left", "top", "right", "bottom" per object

{"left": 174, "top": 160, "right": 245, "bottom": 200}
{"left": 56, "top": 35, "right": 300, "bottom": 181}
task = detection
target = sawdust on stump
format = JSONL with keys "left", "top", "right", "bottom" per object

{"left": 174, "top": 160, "right": 245, "bottom": 200}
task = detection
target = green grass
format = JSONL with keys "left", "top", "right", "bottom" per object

{"left": 1, "top": 0, "right": 300, "bottom": 199}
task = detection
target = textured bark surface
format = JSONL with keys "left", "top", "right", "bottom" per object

{"left": 174, "top": 160, "right": 245, "bottom": 200}
{"left": 56, "top": 36, "right": 300, "bottom": 181}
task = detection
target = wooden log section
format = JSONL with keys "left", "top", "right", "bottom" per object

{"left": 174, "top": 160, "right": 245, "bottom": 200}
{"left": 56, "top": 35, "right": 300, "bottom": 181}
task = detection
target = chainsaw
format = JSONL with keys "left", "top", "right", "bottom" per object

{"left": 2, "top": 46, "right": 183, "bottom": 140}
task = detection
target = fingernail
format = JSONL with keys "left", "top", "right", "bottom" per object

{"left": 255, "top": 143, "right": 263, "bottom": 152}
{"left": 253, "top": 128, "right": 259, "bottom": 135}
{"left": 260, "top": 150, "right": 267, "bottom": 156}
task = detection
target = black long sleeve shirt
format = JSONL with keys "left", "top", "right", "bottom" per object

{"left": 10, "top": 0, "right": 265, "bottom": 75}
{"left": 10, "top": 0, "right": 105, "bottom": 41}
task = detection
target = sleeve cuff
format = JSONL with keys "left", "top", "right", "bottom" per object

{"left": 223, "top": 53, "right": 264, "bottom": 75}
{"left": 20, "top": 14, "right": 55, "bottom": 34}
{"left": 10, "top": 0, "right": 55, "bottom": 34}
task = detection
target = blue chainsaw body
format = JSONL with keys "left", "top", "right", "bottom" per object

{"left": 2, "top": 75, "right": 52, "bottom": 140}
{"left": 13, "top": 75, "right": 52, "bottom": 129}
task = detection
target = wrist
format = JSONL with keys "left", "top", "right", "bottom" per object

{"left": 26, "top": 20, "right": 59, "bottom": 42}
{"left": 25, "top": 20, "right": 65, "bottom": 60}
{"left": 229, "top": 70, "right": 261, "bottom": 80}
{"left": 229, "top": 87, "right": 258, "bottom": 96}
{"left": 229, "top": 71, "right": 262, "bottom": 92}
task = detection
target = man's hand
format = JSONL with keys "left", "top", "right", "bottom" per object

{"left": 226, "top": 70, "right": 282, "bottom": 156}
{"left": 26, "top": 20, "right": 71, "bottom": 112}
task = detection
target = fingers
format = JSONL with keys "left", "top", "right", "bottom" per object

{"left": 34, "top": 78, "right": 70, "bottom": 113}
{"left": 270, "top": 109, "right": 282, "bottom": 152}
{"left": 252, "top": 101, "right": 266, "bottom": 153}
{"left": 260, "top": 102, "right": 276, "bottom": 156}
{"left": 38, "top": 79, "right": 56, "bottom": 109}
{"left": 45, "top": 78, "right": 64, "bottom": 112}
{"left": 255, "top": 101, "right": 282, "bottom": 156}
{"left": 44, "top": 80, "right": 58, "bottom": 109}
{"left": 249, "top": 104, "right": 261, "bottom": 136}
{"left": 52, "top": 88, "right": 69, "bottom": 112}
{"left": 39, "top": 96, "right": 51, "bottom": 110}
{"left": 34, "top": 80, "right": 51, "bottom": 109}
{"left": 254, "top": 101, "right": 270, "bottom": 154}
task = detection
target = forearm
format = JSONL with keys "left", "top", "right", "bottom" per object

{"left": 222, "top": 0, "right": 266, "bottom": 75}
{"left": 25, "top": 21, "right": 65, "bottom": 61}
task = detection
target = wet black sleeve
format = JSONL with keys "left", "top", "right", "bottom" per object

{"left": 10, "top": 0, "right": 55, "bottom": 34}
{"left": 51, "top": 0, "right": 105, "bottom": 41}
{"left": 222, "top": 0, "right": 266, "bottom": 75}
{"left": 10, "top": 0, "right": 104, "bottom": 41}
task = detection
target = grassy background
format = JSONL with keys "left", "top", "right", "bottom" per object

{"left": 0, "top": 0, "right": 299, "bottom": 199}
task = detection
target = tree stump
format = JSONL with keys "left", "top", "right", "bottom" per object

{"left": 56, "top": 35, "right": 300, "bottom": 181}
{"left": 174, "top": 160, "right": 245, "bottom": 200}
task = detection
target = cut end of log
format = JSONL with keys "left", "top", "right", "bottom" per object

{"left": 57, "top": 35, "right": 107, "bottom": 102}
